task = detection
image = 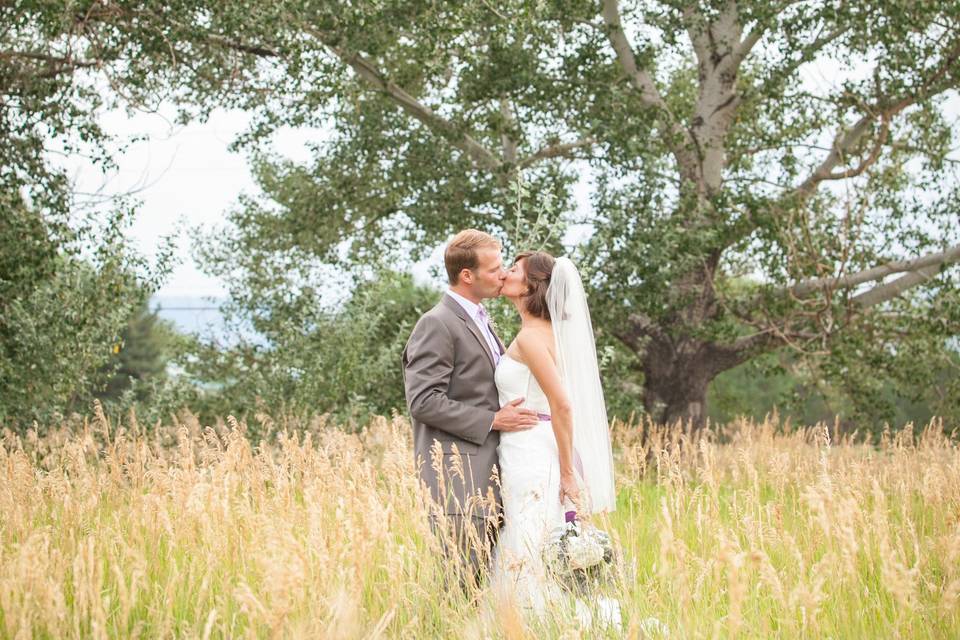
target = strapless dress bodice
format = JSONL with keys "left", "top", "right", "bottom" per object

{"left": 494, "top": 354, "right": 551, "bottom": 415}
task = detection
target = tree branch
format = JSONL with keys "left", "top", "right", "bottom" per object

{"left": 788, "top": 244, "right": 960, "bottom": 299}
{"left": 788, "top": 37, "right": 960, "bottom": 201}
{"left": 612, "top": 311, "right": 664, "bottom": 353}
{"left": 727, "top": 245, "right": 960, "bottom": 360}
{"left": 683, "top": 2, "right": 748, "bottom": 195}
{"left": 726, "top": 328, "right": 780, "bottom": 357}
{"left": 0, "top": 49, "right": 102, "bottom": 78}
{"left": 601, "top": 0, "right": 694, "bottom": 171}
{"left": 499, "top": 97, "right": 518, "bottom": 165}
{"left": 201, "top": 33, "right": 279, "bottom": 58}
{"left": 682, "top": 6, "right": 711, "bottom": 73}
{"left": 732, "top": 28, "right": 763, "bottom": 66}
{"left": 0, "top": 50, "right": 97, "bottom": 66}
{"left": 751, "top": 26, "right": 850, "bottom": 98}
{"left": 603, "top": 0, "right": 669, "bottom": 111}
{"left": 516, "top": 136, "right": 595, "bottom": 169}
{"left": 852, "top": 252, "right": 960, "bottom": 308}
{"left": 601, "top": 0, "right": 669, "bottom": 111}
{"left": 305, "top": 28, "right": 503, "bottom": 173}
{"left": 793, "top": 114, "right": 875, "bottom": 196}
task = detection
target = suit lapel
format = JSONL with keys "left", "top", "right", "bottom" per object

{"left": 441, "top": 295, "right": 497, "bottom": 370}
{"left": 490, "top": 325, "right": 506, "bottom": 356}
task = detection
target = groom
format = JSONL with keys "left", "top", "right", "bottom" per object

{"left": 402, "top": 229, "right": 539, "bottom": 593}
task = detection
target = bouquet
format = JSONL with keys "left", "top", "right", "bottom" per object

{"left": 542, "top": 507, "right": 616, "bottom": 593}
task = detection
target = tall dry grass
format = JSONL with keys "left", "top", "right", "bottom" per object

{"left": 1, "top": 403, "right": 958, "bottom": 638}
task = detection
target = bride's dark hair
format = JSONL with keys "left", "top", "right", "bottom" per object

{"left": 513, "top": 250, "right": 556, "bottom": 320}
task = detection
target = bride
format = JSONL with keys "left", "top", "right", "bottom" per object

{"left": 488, "top": 250, "right": 620, "bottom": 628}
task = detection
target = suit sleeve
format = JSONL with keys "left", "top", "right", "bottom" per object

{"left": 403, "top": 314, "right": 496, "bottom": 446}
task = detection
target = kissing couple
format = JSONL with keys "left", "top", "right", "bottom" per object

{"left": 402, "top": 229, "right": 619, "bottom": 626}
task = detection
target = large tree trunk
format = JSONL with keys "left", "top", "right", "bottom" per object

{"left": 643, "top": 370, "right": 710, "bottom": 427}
{"left": 640, "top": 335, "right": 741, "bottom": 427}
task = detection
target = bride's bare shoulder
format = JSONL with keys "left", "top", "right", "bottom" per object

{"left": 514, "top": 325, "right": 557, "bottom": 363}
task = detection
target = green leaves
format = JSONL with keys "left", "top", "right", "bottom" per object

{"left": 5, "top": 0, "right": 959, "bottom": 425}
{"left": 0, "top": 194, "right": 173, "bottom": 429}
{"left": 181, "top": 271, "right": 440, "bottom": 426}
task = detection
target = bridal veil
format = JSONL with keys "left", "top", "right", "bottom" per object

{"left": 545, "top": 257, "right": 616, "bottom": 513}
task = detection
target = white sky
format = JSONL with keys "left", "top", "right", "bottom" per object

{"left": 62, "top": 106, "right": 324, "bottom": 296}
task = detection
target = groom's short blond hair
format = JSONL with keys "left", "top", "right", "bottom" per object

{"left": 445, "top": 229, "right": 501, "bottom": 285}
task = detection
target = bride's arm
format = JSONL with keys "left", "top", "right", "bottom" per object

{"left": 515, "top": 331, "right": 581, "bottom": 503}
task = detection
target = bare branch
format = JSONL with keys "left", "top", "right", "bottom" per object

{"left": 727, "top": 245, "right": 960, "bottom": 359}
{"left": 785, "top": 244, "right": 960, "bottom": 298}
{"left": 612, "top": 312, "right": 664, "bottom": 353}
{"left": 601, "top": 0, "right": 669, "bottom": 111}
{"left": 732, "top": 28, "right": 763, "bottom": 66}
{"left": 480, "top": 0, "right": 509, "bottom": 20}
{"left": 852, "top": 252, "right": 960, "bottom": 308}
{"left": 793, "top": 114, "right": 875, "bottom": 196}
{"left": 0, "top": 50, "right": 97, "bottom": 66}
{"left": 601, "top": 0, "right": 696, "bottom": 178}
{"left": 499, "top": 97, "right": 518, "bottom": 165}
{"left": 305, "top": 28, "right": 503, "bottom": 173}
{"left": 0, "top": 49, "right": 102, "bottom": 78}
{"left": 516, "top": 136, "right": 595, "bottom": 169}
{"left": 726, "top": 328, "right": 780, "bottom": 357}
{"left": 682, "top": 6, "right": 711, "bottom": 71}
{"left": 788, "top": 38, "right": 960, "bottom": 201}
{"left": 201, "top": 33, "right": 279, "bottom": 58}
{"left": 820, "top": 116, "right": 890, "bottom": 180}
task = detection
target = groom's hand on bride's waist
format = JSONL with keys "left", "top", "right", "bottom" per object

{"left": 491, "top": 398, "right": 539, "bottom": 432}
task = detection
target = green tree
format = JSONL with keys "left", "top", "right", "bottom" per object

{"left": 707, "top": 345, "right": 960, "bottom": 430}
{"left": 96, "top": 298, "right": 180, "bottom": 403}
{"left": 180, "top": 271, "right": 439, "bottom": 429}
{"left": 8, "top": 2, "right": 960, "bottom": 426}
{"left": 0, "top": 192, "right": 172, "bottom": 429}
{"left": 183, "top": 1, "right": 960, "bottom": 426}
{"left": 2, "top": 0, "right": 290, "bottom": 219}
{"left": 2, "top": 1, "right": 268, "bottom": 428}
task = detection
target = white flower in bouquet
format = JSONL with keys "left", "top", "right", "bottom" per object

{"left": 542, "top": 509, "right": 616, "bottom": 591}
{"left": 566, "top": 530, "right": 606, "bottom": 569}
{"left": 542, "top": 531, "right": 564, "bottom": 567}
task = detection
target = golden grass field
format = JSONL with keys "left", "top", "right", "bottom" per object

{"left": 1, "top": 403, "right": 958, "bottom": 638}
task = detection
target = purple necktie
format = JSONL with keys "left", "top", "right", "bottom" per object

{"left": 476, "top": 306, "right": 501, "bottom": 364}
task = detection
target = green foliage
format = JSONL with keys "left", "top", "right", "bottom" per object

{"left": 96, "top": 298, "right": 182, "bottom": 404}
{"left": 5, "top": 1, "right": 960, "bottom": 427}
{"left": 708, "top": 344, "right": 960, "bottom": 433}
{"left": 706, "top": 276, "right": 960, "bottom": 431}
{"left": 0, "top": 191, "right": 173, "bottom": 430}
{"left": 2, "top": 1, "right": 298, "bottom": 217}
{"left": 178, "top": 271, "right": 439, "bottom": 430}
{"left": 174, "top": 0, "right": 960, "bottom": 423}
{"left": 2, "top": 2, "right": 282, "bottom": 430}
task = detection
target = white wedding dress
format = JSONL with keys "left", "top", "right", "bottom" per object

{"left": 490, "top": 353, "right": 621, "bottom": 629}
{"left": 483, "top": 257, "right": 623, "bottom": 630}
{"left": 490, "top": 354, "right": 566, "bottom": 612}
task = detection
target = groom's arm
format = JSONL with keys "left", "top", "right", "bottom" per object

{"left": 403, "top": 314, "right": 494, "bottom": 446}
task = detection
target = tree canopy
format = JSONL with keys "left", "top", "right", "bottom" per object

{"left": 190, "top": 0, "right": 960, "bottom": 425}
{"left": 5, "top": 1, "right": 960, "bottom": 427}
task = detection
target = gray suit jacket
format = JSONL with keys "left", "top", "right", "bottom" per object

{"left": 402, "top": 294, "right": 505, "bottom": 520}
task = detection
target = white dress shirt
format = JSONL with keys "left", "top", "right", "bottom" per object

{"left": 447, "top": 289, "right": 502, "bottom": 433}
{"left": 445, "top": 290, "right": 501, "bottom": 364}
